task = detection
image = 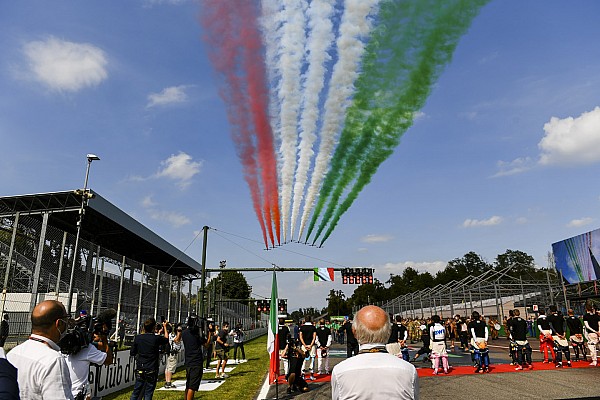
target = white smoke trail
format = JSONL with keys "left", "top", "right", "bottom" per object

{"left": 276, "top": 0, "right": 307, "bottom": 243}
{"left": 289, "top": 0, "right": 335, "bottom": 240}
{"left": 259, "top": 0, "right": 283, "bottom": 202}
{"left": 298, "top": 0, "right": 380, "bottom": 240}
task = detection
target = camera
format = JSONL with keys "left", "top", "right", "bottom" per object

{"left": 59, "top": 308, "right": 117, "bottom": 355}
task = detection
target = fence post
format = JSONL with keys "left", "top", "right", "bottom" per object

{"left": 1, "top": 212, "right": 20, "bottom": 316}
{"left": 30, "top": 212, "right": 49, "bottom": 312}
{"left": 154, "top": 270, "right": 160, "bottom": 320}
{"left": 115, "top": 256, "right": 126, "bottom": 328}
{"left": 90, "top": 245, "right": 101, "bottom": 314}
{"left": 97, "top": 259, "right": 105, "bottom": 312}
{"left": 136, "top": 264, "right": 145, "bottom": 335}
{"left": 167, "top": 275, "right": 173, "bottom": 322}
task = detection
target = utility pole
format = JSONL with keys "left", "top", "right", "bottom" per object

{"left": 199, "top": 226, "right": 208, "bottom": 317}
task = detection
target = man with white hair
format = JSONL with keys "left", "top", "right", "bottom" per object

{"left": 331, "top": 305, "right": 419, "bottom": 400}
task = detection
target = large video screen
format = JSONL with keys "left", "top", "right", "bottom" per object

{"left": 552, "top": 227, "right": 600, "bottom": 284}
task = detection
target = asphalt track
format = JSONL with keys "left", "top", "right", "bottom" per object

{"left": 264, "top": 338, "right": 600, "bottom": 400}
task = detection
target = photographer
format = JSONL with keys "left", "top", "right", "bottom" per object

{"left": 182, "top": 315, "right": 209, "bottom": 400}
{"left": 285, "top": 334, "right": 309, "bottom": 394}
{"left": 232, "top": 323, "right": 246, "bottom": 362}
{"left": 65, "top": 329, "right": 114, "bottom": 400}
{"left": 130, "top": 317, "right": 169, "bottom": 400}
{"left": 164, "top": 323, "right": 182, "bottom": 388}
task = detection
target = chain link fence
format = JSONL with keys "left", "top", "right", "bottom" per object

{"left": 0, "top": 209, "right": 260, "bottom": 351}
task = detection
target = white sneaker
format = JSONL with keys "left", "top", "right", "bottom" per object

{"left": 309, "top": 375, "right": 316, "bottom": 381}
{"left": 590, "top": 361, "right": 597, "bottom": 367}
{"left": 220, "top": 373, "right": 230, "bottom": 378}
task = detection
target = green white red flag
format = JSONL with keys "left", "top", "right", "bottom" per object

{"left": 267, "top": 270, "right": 279, "bottom": 383}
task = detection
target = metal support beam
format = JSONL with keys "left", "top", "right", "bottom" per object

{"left": 30, "top": 212, "right": 49, "bottom": 311}
{"left": 115, "top": 256, "right": 126, "bottom": 327}
{"left": 136, "top": 264, "right": 145, "bottom": 335}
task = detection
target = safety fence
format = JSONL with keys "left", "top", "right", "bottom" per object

{"left": 373, "top": 263, "right": 598, "bottom": 321}
{"left": 0, "top": 208, "right": 258, "bottom": 349}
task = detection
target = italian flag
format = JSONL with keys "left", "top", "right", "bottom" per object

{"left": 267, "top": 271, "right": 279, "bottom": 383}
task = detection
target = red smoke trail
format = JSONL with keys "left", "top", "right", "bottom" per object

{"left": 200, "top": 1, "right": 272, "bottom": 247}
{"left": 237, "top": 0, "right": 281, "bottom": 246}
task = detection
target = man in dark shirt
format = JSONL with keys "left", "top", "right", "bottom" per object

{"left": 468, "top": 311, "right": 489, "bottom": 373}
{"left": 386, "top": 315, "right": 409, "bottom": 361}
{"left": 343, "top": 315, "right": 359, "bottom": 358}
{"left": 566, "top": 309, "right": 586, "bottom": 361}
{"left": 547, "top": 305, "right": 571, "bottom": 367}
{"left": 315, "top": 319, "right": 332, "bottom": 374}
{"left": 299, "top": 316, "right": 317, "bottom": 380}
{"left": 278, "top": 318, "right": 290, "bottom": 375}
{"left": 583, "top": 303, "right": 600, "bottom": 366}
{"left": 215, "top": 322, "right": 230, "bottom": 379}
{"left": 537, "top": 309, "right": 555, "bottom": 363}
{"left": 130, "top": 317, "right": 169, "bottom": 400}
{"left": 0, "top": 356, "right": 19, "bottom": 400}
{"left": 182, "top": 315, "right": 208, "bottom": 400}
{"left": 0, "top": 314, "right": 9, "bottom": 355}
{"left": 509, "top": 310, "right": 533, "bottom": 370}
{"left": 411, "top": 320, "right": 431, "bottom": 362}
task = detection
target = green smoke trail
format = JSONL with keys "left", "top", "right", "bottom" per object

{"left": 307, "top": 0, "right": 436, "bottom": 243}
{"left": 315, "top": 0, "right": 489, "bottom": 245}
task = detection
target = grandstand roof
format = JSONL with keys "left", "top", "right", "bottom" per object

{"left": 0, "top": 190, "right": 202, "bottom": 277}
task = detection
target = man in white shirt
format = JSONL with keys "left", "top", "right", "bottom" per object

{"left": 331, "top": 305, "right": 419, "bottom": 400}
{"left": 7, "top": 300, "right": 74, "bottom": 399}
{"left": 64, "top": 330, "right": 114, "bottom": 399}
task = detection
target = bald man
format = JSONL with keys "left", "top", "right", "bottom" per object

{"left": 331, "top": 306, "right": 419, "bottom": 400}
{"left": 7, "top": 300, "right": 74, "bottom": 399}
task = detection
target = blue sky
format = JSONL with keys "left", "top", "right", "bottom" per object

{"left": 1, "top": 1, "right": 600, "bottom": 312}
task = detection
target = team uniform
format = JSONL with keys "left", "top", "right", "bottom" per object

{"left": 468, "top": 319, "right": 489, "bottom": 373}
{"left": 509, "top": 316, "right": 533, "bottom": 370}
{"left": 387, "top": 321, "right": 409, "bottom": 361}
{"left": 566, "top": 315, "right": 586, "bottom": 362}
{"left": 299, "top": 322, "right": 317, "bottom": 379}
{"left": 583, "top": 311, "right": 600, "bottom": 366}
{"left": 537, "top": 314, "right": 556, "bottom": 363}
{"left": 315, "top": 324, "right": 332, "bottom": 375}
{"left": 430, "top": 322, "right": 449, "bottom": 374}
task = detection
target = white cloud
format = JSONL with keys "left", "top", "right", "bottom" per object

{"left": 361, "top": 234, "right": 393, "bottom": 243}
{"left": 141, "top": 195, "right": 190, "bottom": 228}
{"left": 147, "top": 85, "right": 189, "bottom": 107}
{"left": 515, "top": 217, "right": 528, "bottom": 225}
{"left": 413, "top": 111, "right": 426, "bottom": 122}
{"left": 462, "top": 216, "right": 503, "bottom": 228}
{"left": 492, "top": 157, "right": 533, "bottom": 177}
{"left": 23, "top": 36, "right": 107, "bottom": 92}
{"left": 380, "top": 261, "right": 447, "bottom": 276}
{"left": 567, "top": 217, "right": 594, "bottom": 228}
{"left": 459, "top": 111, "right": 478, "bottom": 120}
{"left": 155, "top": 152, "right": 202, "bottom": 189}
{"left": 539, "top": 106, "right": 600, "bottom": 165}
{"left": 148, "top": 210, "right": 190, "bottom": 227}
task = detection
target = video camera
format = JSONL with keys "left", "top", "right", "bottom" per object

{"left": 59, "top": 308, "right": 118, "bottom": 355}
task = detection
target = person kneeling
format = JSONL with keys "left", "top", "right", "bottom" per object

{"left": 285, "top": 336, "right": 309, "bottom": 394}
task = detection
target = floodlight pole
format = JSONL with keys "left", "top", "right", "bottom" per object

{"left": 199, "top": 225, "right": 209, "bottom": 317}
{"left": 67, "top": 154, "right": 100, "bottom": 313}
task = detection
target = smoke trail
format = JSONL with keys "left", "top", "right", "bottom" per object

{"left": 201, "top": 1, "right": 269, "bottom": 247}
{"left": 307, "top": 0, "right": 430, "bottom": 242}
{"left": 298, "top": 0, "right": 380, "bottom": 240}
{"left": 289, "top": 0, "right": 335, "bottom": 241}
{"left": 274, "top": 0, "right": 307, "bottom": 243}
{"left": 201, "top": 0, "right": 280, "bottom": 247}
{"left": 318, "top": 0, "right": 489, "bottom": 245}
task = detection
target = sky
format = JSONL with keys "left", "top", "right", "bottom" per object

{"left": 1, "top": 1, "right": 600, "bottom": 312}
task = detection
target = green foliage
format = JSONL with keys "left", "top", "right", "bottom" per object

{"left": 206, "top": 271, "right": 251, "bottom": 303}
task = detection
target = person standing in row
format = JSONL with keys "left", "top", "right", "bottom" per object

{"left": 299, "top": 316, "right": 317, "bottom": 380}
{"left": 205, "top": 321, "right": 216, "bottom": 370}
{"left": 583, "top": 303, "right": 600, "bottom": 366}
{"left": 468, "top": 311, "right": 489, "bottom": 373}
{"left": 278, "top": 318, "right": 290, "bottom": 375}
{"left": 547, "top": 305, "right": 571, "bottom": 368}
{"left": 0, "top": 314, "right": 9, "bottom": 358}
{"left": 430, "top": 315, "right": 449, "bottom": 375}
{"left": 566, "top": 309, "right": 586, "bottom": 362}
{"left": 537, "top": 309, "right": 556, "bottom": 363}
{"left": 387, "top": 315, "right": 409, "bottom": 361}
{"left": 343, "top": 315, "right": 359, "bottom": 358}
{"left": 316, "top": 318, "right": 332, "bottom": 375}
{"left": 509, "top": 309, "right": 533, "bottom": 371}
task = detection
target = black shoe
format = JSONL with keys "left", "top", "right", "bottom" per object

{"left": 287, "top": 387, "right": 292, "bottom": 394}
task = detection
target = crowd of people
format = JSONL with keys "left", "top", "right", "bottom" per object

{"left": 0, "top": 299, "right": 248, "bottom": 400}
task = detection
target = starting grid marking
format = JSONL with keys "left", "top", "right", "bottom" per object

{"left": 159, "top": 360, "right": 248, "bottom": 392}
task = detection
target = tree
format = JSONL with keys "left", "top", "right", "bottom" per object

{"left": 206, "top": 270, "right": 251, "bottom": 303}
{"left": 436, "top": 252, "right": 490, "bottom": 285}
{"left": 494, "top": 249, "right": 538, "bottom": 279}
{"left": 326, "top": 289, "right": 351, "bottom": 317}
{"left": 348, "top": 279, "right": 385, "bottom": 309}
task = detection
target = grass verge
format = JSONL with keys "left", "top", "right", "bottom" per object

{"left": 103, "top": 335, "right": 269, "bottom": 400}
